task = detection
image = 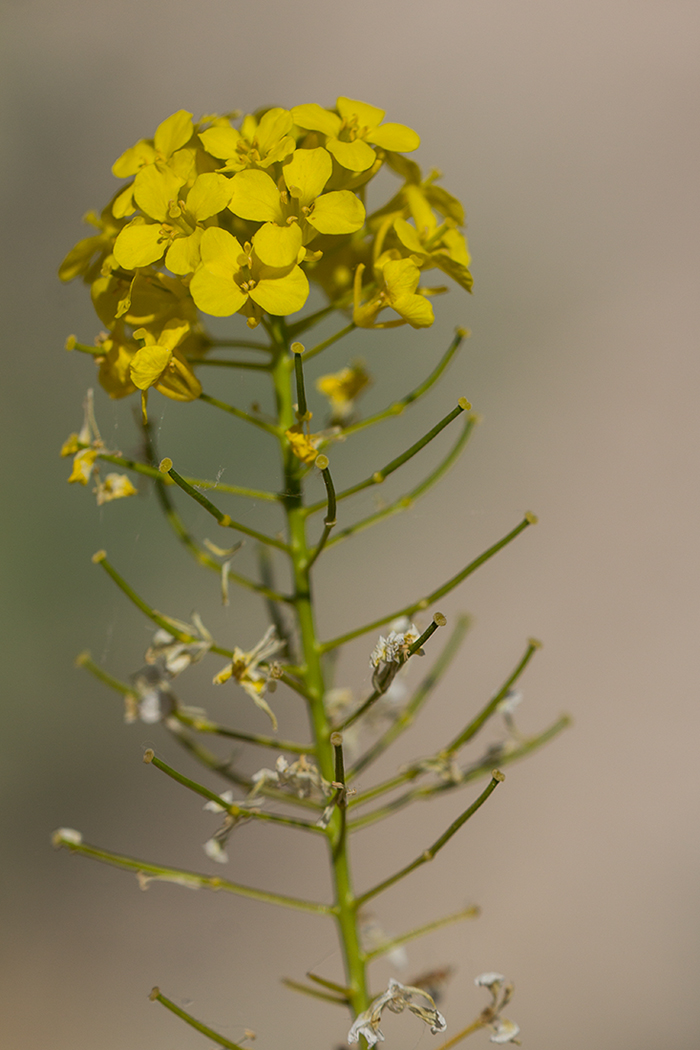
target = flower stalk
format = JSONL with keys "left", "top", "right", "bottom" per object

{"left": 57, "top": 96, "right": 567, "bottom": 1049}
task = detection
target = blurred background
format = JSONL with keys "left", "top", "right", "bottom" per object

{"left": 1, "top": 1, "right": 699, "bottom": 1047}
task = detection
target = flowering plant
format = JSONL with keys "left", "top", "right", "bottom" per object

{"left": 54, "top": 98, "right": 568, "bottom": 1049}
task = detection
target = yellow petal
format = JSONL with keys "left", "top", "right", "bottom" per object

{"left": 155, "top": 351, "right": 202, "bottom": 402}
{"left": 113, "top": 219, "right": 166, "bottom": 269}
{"left": 285, "top": 426, "right": 320, "bottom": 464}
{"left": 185, "top": 173, "right": 233, "bottom": 220}
{"left": 190, "top": 263, "right": 247, "bottom": 317}
{"left": 367, "top": 123, "right": 420, "bottom": 152}
{"left": 96, "top": 474, "right": 138, "bottom": 504}
{"left": 112, "top": 184, "right": 137, "bottom": 219}
{"left": 58, "top": 235, "right": 104, "bottom": 282}
{"left": 291, "top": 104, "right": 341, "bottom": 138}
{"left": 228, "top": 169, "right": 284, "bottom": 223}
{"left": 306, "top": 190, "right": 365, "bottom": 235}
{"left": 154, "top": 318, "right": 189, "bottom": 351}
{"left": 382, "top": 257, "right": 421, "bottom": 299}
{"left": 252, "top": 222, "right": 302, "bottom": 268}
{"left": 255, "top": 107, "right": 293, "bottom": 154}
{"left": 199, "top": 125, "right": 242, "bottom": 159}
{"left": 250, "top": 266, "right": 309, "bottom": 316}
{"left": 393, "top": 293, "right": 434, "bottom": 328}
{"left": 336, "top": 97, "right": 385, "bottom": 129}
{"left": 326, "top": 137, "right": 376, "bottom": 172}
{"left": 393, "top": 218, "right": 426, "bottom": 255}
{"left": 130, "top": 345, "right": 172, "bottom": 389}
{"left": 199, "top": 226, "right": 243, "bottom": 269}
{"left": 61, "top": 433, "right": 81, "bottom": 457}
{"left": 133, "top": 164, "right": 184, "bottom": 221}
{"left": 112, "top": 139, "right": 156, "bottom": 179}
{"left": 282, "top": 147, "right": 332, "bottom": 206}
{"left": 154, "top": 110, "right": 194, "bottom": 157}
{"left": 165, "top": 228, "right": 203, "bottom": 275}
{"left": 68, "top": 448, "right": 98, "bottom": 484}
{"left": 98, "top": 339, "right": 137, "bottom": 399}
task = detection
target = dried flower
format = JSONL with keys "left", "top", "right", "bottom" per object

{"left": 213, "top": 626, "right": 283, "bottom": 728}
{"left": 348, "top": 978, "right": 446, "bottom": 1046}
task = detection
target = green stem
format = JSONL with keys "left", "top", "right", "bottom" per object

{"left": 363, "top": 903, "right": 480, "bottom": 962}
{"left": 307, "top": 398, "right": 470, "bottom": 515}
{"left": 444, "top": 639, "right": 541, "bottom": 755}
{"left": 53, "top": 834, "right": 332, "bottom": 914}
{"left": 326, "top": 413, "right": 476, "bottom": 548}
{"left": 199, "top": 392, "right": 279, "bottom": 436}
{"left": 356, "top": 774, "right": 504, "bottom": 905}
{"left": 269, "top": 318, "right": 369, "bottom": 1018}
{"left": 348, "top": 716, "right": 571, "bottom": 831}
{"left": 303, "top": 322, "right": 356, "bottom": 362}
{"left": 342, "top": 327, "right": 467, "bottom": 438}
{"left": 145, "top": 750, "right": 323, "bottom": 834}
{"left": 162, "top": 464, "right": 288, "bottom": 551}
{"left": 349, "top": 614, "right": 471, "bottom": 779}
{"left": 321, "top": 514, "right": 536, "bottom": 652}
{"left": 150, "top": 987, "right": 247, "bottom": 1050}
{"left": 92, "top": 551, "right": 232, "bottom": 657}
{"left": 173, "top": 708, "right": 314, "bottom": 755}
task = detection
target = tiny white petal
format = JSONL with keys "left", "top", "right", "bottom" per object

{"left": 203, "top": 838, "right": 228, "bottom": 864}
{"left": 138, "top": 689, "right": 162, "bottom": 724}
{"left": 52, "top": 827, "right": 82, "bottom": 847}
{"left": 204, "top": 790, "right": 234, "bottom": 812}
{"left": 497, "top": 689, "right": 523, "bottom": 716}
{"left": 475, "top": 972, "right": 505, "bottom": 987}
{"left": 490, "top": 1019, "right": 520, "bottom": 1043}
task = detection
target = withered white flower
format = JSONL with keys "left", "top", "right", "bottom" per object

{"left": 213, "top": 625, "right": 284, "bottom": 729}
{"left": 475, "top": 972, "right": 520, "bottom": 1044}
{"left": 490, "top": 1019, "right": 521, "bottom": 1044}
{"left": 203, "top": 836, "right": 229, "bottom": 864}
{"left": 146, "top": 614, "right": 212, "bottom": 675}
{"left": 130, "top": 664, "right": 175, "bottom": 724}
{"left": 369, "top": 622, "right": 421, "bottom": 691}
{"left": 251, "top": 755, "right": 331, "bottom": 800}
{"left": 51, "top": 828, "right": 83, "bottom": 847}
{"left": 475, "top": 973, "right": 505, "bottom": 989}
{"left": 348, "top": 978, "right": 446, "bottom": 1047}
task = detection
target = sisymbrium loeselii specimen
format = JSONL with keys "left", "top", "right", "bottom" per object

{"left": 54, "top": 98, "right": 568, "bottom": 1049}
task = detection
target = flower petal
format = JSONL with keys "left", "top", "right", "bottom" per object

{"left": 250, "top": 266, "right": 309, "bottom": 316}
{"left": 228, "top": 169, "right": 284, "bottom": 223}
{"left": 154, "top": 110, "right": 194, "bottom": 157}
{"left": 291, "top": 103, "right": 341, "bottom": 138}
{"left": 252, "top": 222, "right": 303, "bottom": 268}
{"left": 367, "top": 123, "right": 420, "bottom": 152}
{"left": 133, "top": 163, "right": 184, "bottom": 222}
{"left": 113, "top": 219, "right": 166, "bottom": 269}
{"left": 306, "top": 190, "right": 365, "bottom": 235}
{"left": 185, "top": 173, "right": 233, "bottom": 220}
{"left": 130, "top": 345, "right": 172, "bottom": 389}
{"left": 326, "top": 137, "right": 377, "bottom": 172}
{"left": 283, "top": 147, "right": 332, "bottom": 206}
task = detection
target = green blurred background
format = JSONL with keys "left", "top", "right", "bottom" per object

{"left": 2, "top": 1, "right": 698, "bottom": 1047}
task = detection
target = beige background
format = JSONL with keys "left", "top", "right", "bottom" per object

{"left": 1, "top": 1, "right": 699, "bottom": 1048}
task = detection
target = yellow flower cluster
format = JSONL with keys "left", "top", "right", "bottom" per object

{"left": 60, "top": 98, "right": 472, "bottom": 409}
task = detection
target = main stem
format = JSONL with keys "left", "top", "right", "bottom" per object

{"left": 269, "top": 319, "right": 369, "bottom": 1018}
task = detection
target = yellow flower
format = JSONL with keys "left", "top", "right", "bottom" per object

{"left": 94, "top": 473, "right": 138, "bottom": 505}
{"left": 129, "top": 319, "right": 202, "bottom": 421}
{"left": 59, "top": 204, "right": 123, "bottom": 284}
{"left": 227, "top": 147, "right": 365, "bottom": 249}
{"left": 316, "top": 363, "right": 370, "bottom": 423}
{"left": 199, "top": 107, "right": 296, "bottom": 172}
{"left": 189, "top": 226, "right": 309, "bottom": 324}
{"left": 213, "top": 627, "right": 284, "bottom": 729}
{"left": 285, "top": 422, "right": 321, "bottom": 464}
{"left": 292, "top": 97, "right": 420, "bottom": 172}
{"left": 353, "top": 258, "right": 434, "bottom": 329}
{"left": 68, "top": 448, "right": 99, "bottom": 485}
{"left": 111, "top": 110, "right": 197, "bottom": 219}
{"left": 94, "top": 328, "right": 138, "bottom": 399}
{"left": 113, "top": 171, "right": 233, "bottom": 272}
